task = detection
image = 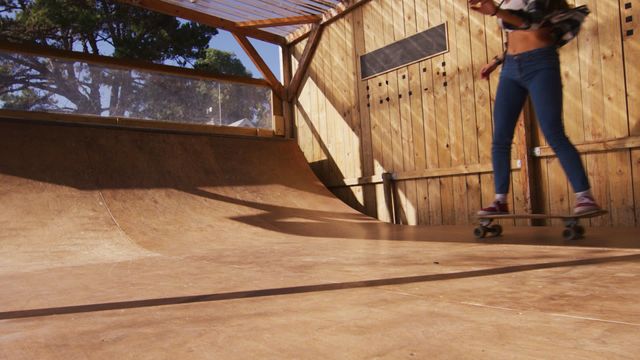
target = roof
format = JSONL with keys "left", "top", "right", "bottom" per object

{"left": 120, "top": 0, "right": 347, "bottom": 45}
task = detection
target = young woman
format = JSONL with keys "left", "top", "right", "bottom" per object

{"left": 469, "top": 0, "right": 600, "bottom": 215}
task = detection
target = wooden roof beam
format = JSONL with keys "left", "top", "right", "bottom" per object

{"left": 287, "top": 24, "right": 323, "bottom": 102}
{"left": 232, "top": 33, "right": 285, "bottom": 99}
{"left": 0, "top": 40, "right": 270, "bottom": 87}
{"left": 237, "top": 15, "right": 321, "bottom": 29}
{"left": 286, "top": 0, "right": 372, "bottom": 45}
{"left": 117, "top": 0, "right": 287, "bottom": 45}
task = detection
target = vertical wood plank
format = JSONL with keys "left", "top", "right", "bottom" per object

{"left": 380, "top": 0, "right": 404, "bottom": 223}
{"left": 432, "top": 0, "right": 455, "bottom": 224}
{"left": 410, "top": 0, "right": 432, "bottom": 224}
{"left": 469, "top": 4, "right": 500, "bottom": 223}
{"left": 620, "top": 0, "right": 639, "bottom": 226}
{"left": 345, "top": 11, "right": 366, "bottom": 209}
{"left": 557, "top": 0, "right": 585, "bottom": 217}
{"left": 329, "top": 20, "right": 345, "bottom": 185}
{"left": 363, "top": 0, "right": 392, "bottom": 222}
{"left": 353, "top": 5, "right": 377, "bottom": 216}
{"left": 481, "top": 9, "right": 504, "bottom": 222}
{"left": 396, "top": 0, "right": 419, "bottom": 225}
{"left": 576, "top": 0, "right": 611, "bottom": 225}
{"left": 598, "top": 0, "right": 634, "bottom": 225}
{"left": 317, "top": 31, "right": 331, "bottom": 184}
{"left": 418, "top": 0, "right": 444, "bottom": 224}
{"left": 442, "top": 0, "right": 467, "bottom": 224}
{"left": 454, "top": 0, "right": 481, "bottom": 224}
{"left": 468, "top": 3, "right": 493, "bottom": 219}
{"left": 299, "top": 37, "right": 323, "bottom": 180}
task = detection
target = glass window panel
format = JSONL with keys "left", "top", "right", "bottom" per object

{"left": 0, "top": 50, "right": 272, "bottom": 129}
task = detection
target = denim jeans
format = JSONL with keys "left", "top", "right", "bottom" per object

{"left": 492, "top": 46, "right": 590, "bottom": 194}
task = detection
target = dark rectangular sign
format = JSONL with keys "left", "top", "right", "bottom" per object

{"left": 360, "top": 22, "right": 448, "bottom": 80}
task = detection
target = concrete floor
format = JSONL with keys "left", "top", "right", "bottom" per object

{"left": 1, "top": 119, "right": 639, "bottom": 359}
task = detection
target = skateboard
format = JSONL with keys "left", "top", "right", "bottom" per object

{"left": 474, "top": 209, "right": 608, "bottom": 240}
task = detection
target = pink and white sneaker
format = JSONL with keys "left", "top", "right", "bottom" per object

{"left": 574, "top": 195, "right": 601, "bottom": 215}
{"left": 477, "top": 200, "right": 509, "bottom": 216}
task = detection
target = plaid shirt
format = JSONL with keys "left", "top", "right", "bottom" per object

{"left": 500, "top": 0, "right": 590, "bottom": 47}
{"left": 543, "top": 5, "right": 590, "bottom": 47}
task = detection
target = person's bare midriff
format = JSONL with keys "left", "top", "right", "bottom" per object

{"left": 507, "top": 28, "right": 554, "bottom": 54}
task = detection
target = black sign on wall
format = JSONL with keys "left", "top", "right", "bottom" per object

{"left": 360, "top": 22, "right": 449, "bottom": 80}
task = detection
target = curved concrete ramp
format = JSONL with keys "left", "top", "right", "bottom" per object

{"left": 1, "top": 119, "right": 639, "bottom": 359}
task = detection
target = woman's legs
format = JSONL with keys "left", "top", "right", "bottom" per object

{"left": 526, "top": 66, "right": 590, "bottom": 193}
{"left": 527, "top": 62, "right": 600, "bottom": 214}
{"left": 481, "top": 46, "right": 599, "bottom": 215}
{"left": 492, "top": 75, "right": 529, "bottom": 195}
{"left": 478, "top": 69, "right": 529, "bottom": 215}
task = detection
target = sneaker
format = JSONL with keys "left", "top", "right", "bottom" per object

{"left": 574, "top": 195, "right": 601, "bottom": 215}
{"left": 477, "top": 200, "right": 509, "bottom": 215}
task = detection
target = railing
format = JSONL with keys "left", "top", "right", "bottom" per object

{"left": 0, "top": 42, "right": 273, "bottom": 133}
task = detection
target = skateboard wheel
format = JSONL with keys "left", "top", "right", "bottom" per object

{"left": 490, "top": 224, "right": 502, "bottom": 236}
{"left": 474, "top": 227, "right": 487, "bottom": 239}
{"left": 562, "top": 227, "right": 578, "bottom": 240}
{"left": 574, "top": 225, "right": 585, "bottom": 236}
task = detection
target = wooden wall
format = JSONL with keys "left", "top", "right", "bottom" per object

{"left": 290, "top": 0, "right": 640, "bottom": 227}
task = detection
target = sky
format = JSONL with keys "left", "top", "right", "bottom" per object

{"left": 212, "top": 29, "right": 282, "bottom": 82}
{"left": 3, "top": 4, "right": 282, "bottom": 82}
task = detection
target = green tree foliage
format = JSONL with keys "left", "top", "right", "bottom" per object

{"left": 0, "top": 0, "right": 272, "bottom": 128}
{"left": 0, "top": 0, "right": 215, "bottom": 60}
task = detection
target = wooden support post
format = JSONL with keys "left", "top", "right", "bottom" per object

{"left": 382, "top": 173, "right": 397, "bottom": 224}
{"left": 232, "top": 34, "right": 285, "bottom": 100}
{"left": 287, "top": 24, "right": 323, "bottom": 102}
{"left": 280, "top": 45, "right": 295, "bottom": 138}
{"left": 271, "top": 92, "right": 285, "bottom": 137}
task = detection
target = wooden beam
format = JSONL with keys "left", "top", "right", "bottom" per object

{"left": 286, "top": 24, "right": 323, "bottom": 102}
{"left": 280, "top": 45, "right": 295, "bottom": 138}
{"left": 534, "top": 135, "right": 640, "bottom": 157}
{"left": 231, "top": 34, "right": 285, "bottom": 99}
{"left": 237, "top": 15, "right": 321, "bottom": 29}
{"left": 328, "top": 161, "right": 522, "bottom": 188}
{"left": 0, "top": 109, "right": 275, "bottom": 138}
{"left": 116, "top": 0, "right": 286, "bottom": 45}
{"left": 287, "top": 0, "right": 373, "bottom": 45}
{"left": 0, "top": 41, "right": 270, "bottom": 87}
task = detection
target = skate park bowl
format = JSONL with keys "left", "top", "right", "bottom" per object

{"left": 1, "top": 117, "right": 639, "bottom": 359}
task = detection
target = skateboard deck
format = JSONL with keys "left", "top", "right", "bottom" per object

{"left": 474, "top": 209, "right": 608, "bottom": 240}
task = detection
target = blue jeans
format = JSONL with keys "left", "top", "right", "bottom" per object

{"left": 492, "top": 46, "right": 590, "bottom": 194}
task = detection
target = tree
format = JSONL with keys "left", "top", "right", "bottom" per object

{"left": 0, "top": 0, "right": 273, "bottom": 128}
{"left": 194, "top": 49, "right": 271, "bottom": 127}
{"left": 1, "top": 0, "right": 216, "bottom": 116}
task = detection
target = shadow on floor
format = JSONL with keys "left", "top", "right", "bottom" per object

{"left": 3, "top": 253, "right": 639, "bottom": 320}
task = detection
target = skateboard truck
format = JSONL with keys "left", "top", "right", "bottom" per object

{"left": 474, "top": 219, "right": 503, "bottom": 239}
{"left": 559, "top": 217, "right": 585, "bottom": 240}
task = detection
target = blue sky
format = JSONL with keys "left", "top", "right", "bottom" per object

{"left": 5, "top": 4, "right": 282, "bottom": 82}
{"left": 212, "top": 29, "right": 282, "bottom": 82}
